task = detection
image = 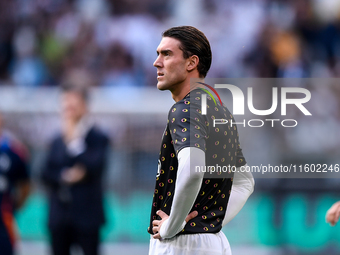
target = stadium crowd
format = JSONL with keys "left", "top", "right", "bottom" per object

{"left": 1, "top": 0, "right": 340, "bottom": 88}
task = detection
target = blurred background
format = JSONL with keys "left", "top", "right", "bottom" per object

{"left": 1, "top": 0, "right": 340, "bottom": 254}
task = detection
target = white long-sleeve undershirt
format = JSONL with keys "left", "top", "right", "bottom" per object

{"left": 222, "top": 166, "right": 254, "bottom": 227}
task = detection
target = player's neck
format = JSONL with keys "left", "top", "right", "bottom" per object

{"left": 171, "top": 77, "right": 204, "bottom": 102}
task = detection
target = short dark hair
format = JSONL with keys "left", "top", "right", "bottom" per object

{"left": 61, "top": 83, "right": 89, "bottom": 103}
{"left": 162, "top": 26, "right": 212, "bottom": 78}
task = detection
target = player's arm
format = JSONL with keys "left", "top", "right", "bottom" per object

{"left": 61, "top": 132, "right": 109, "bottom": 184}
{"left": 15, "top": 180, "right": 31, "bottom": 210}
{"left": 12, "top": 143, "right": 31, "bottom": 210}
{"left": 41, "top": 139, "right": 64, "bottom": 188}
{"left": 153, "top": 147, "right": 205, "bottom": 239}
{"left": 222, "top": 166, "right": 254, "bottom": 227}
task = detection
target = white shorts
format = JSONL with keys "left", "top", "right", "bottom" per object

{"left": 149, "top": 231, "right": 231, "bottom": 255}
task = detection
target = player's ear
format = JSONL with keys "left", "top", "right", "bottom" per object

{"left": 187, "top": 55, "right": 199, "bottom": 72}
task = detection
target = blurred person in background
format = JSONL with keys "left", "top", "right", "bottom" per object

{"left": 41, "top": 84, "right": 109, "bottom": 255}
{"left": 0, "top": 112, "right": 31, "bottom": 255}
{"left": 101, "top": 42, "right": 141, "bottom": 87}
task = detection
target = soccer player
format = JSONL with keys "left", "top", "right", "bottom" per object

{"left": 148, "top": 26, "right": 255, "bottom": 255}
{"left": 0, "top": 112, "right": 31, "bottom": 255}
{"left": 41, "top": 85, "right": 109, "bottom": 255}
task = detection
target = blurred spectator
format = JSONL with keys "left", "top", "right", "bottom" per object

{"left": 41, "top": 84, "right": 109, "bottom": 255}
{"left": 244, "top": 23, "right": 279, "bottom": 77}
{"left": 101, "top": 42, "right": 141, "bottom": 87}
{"left": 1, "top": 0, "right": 340, "bottom": 86}
{"left": 0, "top": 112, "right": 31, "bottom": 255}
{"left": 270, "top": 30, "right": 306, "bottom": 77}
{"left": 11, "top": 26, "right": 49, "bottom": 87}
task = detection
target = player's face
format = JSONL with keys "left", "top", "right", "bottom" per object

{"left": 61, "top": 92, "right": 87, "bottom": 122}
{"left": 153, "top": 37, "right": 188, "bottom": 91}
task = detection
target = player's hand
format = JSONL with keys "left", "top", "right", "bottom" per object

{"left": 61, "top": 164, "right": 86, "bottom": 184}
{"left": 152, "top": 210, "right": 198, "bottom": 239}
{"left": 326, "top": 201, "right": 340, "bottom": 226}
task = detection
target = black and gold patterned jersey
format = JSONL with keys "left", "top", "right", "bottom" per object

{"left": 148, "top": 88, "right": 246, "bottom": 236}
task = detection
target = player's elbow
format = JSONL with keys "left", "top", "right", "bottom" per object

{"left": 190, "top": 169, "right": 205, "bottom": 180}
{"left": 248, "top": 176, "right": 255, "bottom": 194}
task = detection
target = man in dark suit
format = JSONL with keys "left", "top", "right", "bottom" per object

{"left": 41, "top": 84, "right": 109, "bottom": 255}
